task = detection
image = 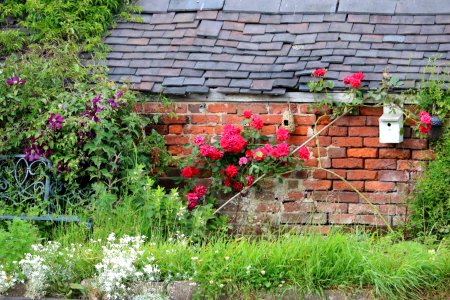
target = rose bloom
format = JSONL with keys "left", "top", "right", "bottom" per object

{"left": 419, "top": 124, "right": 430, "bottom": 134}
{"left": 246, "top": 175, "right": 254, "bottom": 186}
{"left": 251, "top": 115, "right": 264, "bottom": 130}
{"left": 272, "top": 142, "right": 290, "bottom": 158}
{"left": 223, "top": 177, "right": 232, "bottom": 187}
{"left": 220, "top": 126, "right": 247, "bottom": 153}
{"left": 233, "top": 181, "right": 244, "bottom": 191}
{"left": 243, "top": 110, "right": 253, "bottom": 119}
{"left": 225, "top": 164, "right": 239, "bottom": 177}
{"left": 313, "top": 68, "right": 326, "bottom": 77}
{"left": 343, "top": 72, "right": 365, "bottom": 88}
{"left": 238, "top": 157, "right": 248, "bottom": 166}
{"left": 419, "top": 111, "right": 431, "bottom": 125}
{"left": 276, "top": 127, "right": 290, "bottom": 141}
{"left": 298, "top": 146, "right": 310, "bottom": 161}
{"left": 181, "top": 166, "right": 199, "bottom": 178}
{"left": 194, "top": 135, "right": 206, "bottom": 146}
{"left": 194, "top": 185, "right": 207, "bottom": 196}
{"left": 186, "top": 193, "right": 199, "bottom": 210}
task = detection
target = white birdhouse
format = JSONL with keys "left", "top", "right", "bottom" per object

{"left": 379, "top": 105, "right": 404, "bottom": 143}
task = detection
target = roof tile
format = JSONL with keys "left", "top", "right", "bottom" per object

{"left": 197, "top": 20, "right": 223, "bottom": 37}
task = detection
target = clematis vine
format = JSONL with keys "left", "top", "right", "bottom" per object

{"left": 6, "top": 74, "right": 26, "bottom": 86}
{"left": 46, "top": 113, "right": 65, "bottom": 130}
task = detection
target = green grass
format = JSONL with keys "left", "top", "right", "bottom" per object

{"left": 47, "top": 230, "right": 449, "bottom": 300}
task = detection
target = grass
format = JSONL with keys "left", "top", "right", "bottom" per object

{"left": 47, "top": 229, "right": 449, "bottom": 300}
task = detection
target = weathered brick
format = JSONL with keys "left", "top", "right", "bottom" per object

{"left": 347, "top": 148, "right": 378, "bottom": 158}
{"left": 332, "top": 158, "right": 364, "bottom": 169}
{"left": 412, "top": 150, "right": 435, "bottom": 160}
{"left": 328, "top": 126, "right": 348, "bottom": 136}
{"left": 399, "top": 139, "right": 428, "bottom": 150}
{"left": 397, "top": 160, "right": 426, "bottom": 171}
{"left": 190, "top": 114, "right": 220, "bottom": 124}
{"left": 356, "top": 215, "right": 390, "bottom": 226}
{"left": 207, "top": 103, "right": 236, "bottom": 113}
{"left": 347, "top": 170, "right": 377, "bottom": 180}
{"left": 280, "top": 213, "right": 327, "bottom": 224}
{"left": 283, "top": 202, "right": 315, "bottom": 213}
{"left": 316, "top": 203, "right": 348, "bottom": 213}
{"left": 333, "top": 181, "right": 364, "bottom": 191}
{"left": 365, "top": 158, "right": 397, "bottom": 170}
{"left": 329, "top": 214, "right": 356, "bottom": 224}
{"left": 335, "top": 116, "right": 366, "bottom": 126}
{"left": 332, "top": 137, "right": 363, "bottom": 147}
{"left": 365, "top": 181, "right": 395, "bottom": 192}
{"left": 348, "top": 127, "right": 378, "bottom": 137}
{"left": 164, "top": 135, "right": 189, "bottom": 145}
{"left": 183, "top": 125, "right": 215, "bottom": 134}
{"left": 379, "top": 170, "right": 409, "bottom": 182}
{"left": 303, "top": 180, "right": 332, "bottom": 191}
{"left": 328, "top": 147, "right": 346, "bottom": 158}
{"left": 379, "top": 149, "right": 411, "bottom": 159}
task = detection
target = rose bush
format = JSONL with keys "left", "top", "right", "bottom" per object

{"left": 179, "top": 112, "right": 310, "bottom": 210}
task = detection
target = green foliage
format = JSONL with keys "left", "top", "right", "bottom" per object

{"left": 0, "top": 29, "right": 27, "bottom": 56}
{"left": 409, "top": 131, "right": 450, "bottom": 240}
{"left": 0, "top": 219, "right": 40, "bottom": 272}
{"left": 1, "top": 0, "right": 140, "bottom": 52}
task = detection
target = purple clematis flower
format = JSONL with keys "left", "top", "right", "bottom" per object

{"left": 24, "top": 145, "right": 41, "bottom": 161}
{"left": 46, "top": 113, "right": 65, "bottom": 130}
{"left": 6, "top": 74, "right": 26, "bottom": 86}
{"left": 107, "top": 98, "right": 120, "bottom": 108}
{"left": 116, "top": 90, "right": 123, "bottom": 98}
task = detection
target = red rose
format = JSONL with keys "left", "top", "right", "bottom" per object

{"left": 181, "top": 166, "right": 199, "bottom": 178}
{"left": 343, "top": 72, "right": 365, "bottom": 88}
{"left": 225, "top": 164, "right": 239, "bottom": 177}
{"left": 419, "top": 111, "right": 431, "bottom": 125}
{"left": 220, "top": 125, "right": 247, "bottom": 153}
{"left": 276, "top": 127, "right": 290, "bottom": 141}
{"left": 194, "top": 135, "right": 205, "bottom": 146}
{"left": 194, "top": 185, "right": 207, "bottom": 196}
{"left": 313, "top": 68, "right": 326, "bottom": 77}
{"left": 272, "top": 142, "right": 290, "bottom": 158}
{"left": 224, "top": 177, "right": 232, "bottom": 187}
{"left": 233, "top": 181, "right": 244, "bottom": 191}
{"left": 243, "top": 110, "right": 253, "bottom": 119}
{"left": 298, "top": 147, "right": 310, "bottom": 161}
{"left": 419, "top": 124, "right": 431, "bottom": 134}
{"left": 186, "top": 192, "right": 199, "bottom": 210}
{"left": 251, "top": 115, "right": 264, "bottom": 130}
{"left": 246, "top": 175, "right": 254, "bottom": 186}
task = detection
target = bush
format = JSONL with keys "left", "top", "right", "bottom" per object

{"left": 409, "top": 130, "right": 450, "bottom": 240}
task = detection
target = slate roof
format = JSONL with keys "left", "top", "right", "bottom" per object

{"left": 105, "top": 0, "right": 450, "bottom": 95}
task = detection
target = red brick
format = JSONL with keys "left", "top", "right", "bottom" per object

{"left": 298, "top": 104, "right": 312, "bottom": 114}
{"left": 397, "top": 160, "right": 426, "bottom": 171}
{"left": 293, "top": 126, "right": 310, "bottom": 135}
{"left": 311, "top": 147, "right": 327, "bottom": 157}
{"left": 329, "top": 214, "right": 356, "bottom": 224}
{"left": 333, "top": 180, "right": 364, "bottom": 191}
{"left": 317, "top": 125, "right": 329, "bottom": 136}
{"left": 316, "top": 203, "right": 348, "bottom": 213}
{"left": 365, "top": 181, "right": 396, "bottom": 192}
{"left": 379, "top": 204, "right": 406, "bottom": 215}
{"left": 363, "top": 137, "right": 396, "bottom": 148}
{"left": 183, "top": 125, "right": 215, "bottom": 134}
{"left": 359, "top": 106, "right": 383, "bottom": 116}
{"left": 294, "top": 115, "right": 316, "bottom": 125}
{"left": 191, "top": 114, "right": 220, "bottom": 124}
{"left": 319, "top": 158, "right": 332, "bottom": 168}
{"left": 159, "top": 114, "right": 188, "bottom": 124}
{"left": 168, "top": 125, "right": 183, "bottom": 134}
{"left": 327, "top": 147, "right": 346, "bottom": 158}
{"left": 412, "top": 150, "right": 435, "bottom": 160}
{"left": 349, "top": 204, "right": 376, "bottom": 214}
{"left": 269, "top": 103, "right": 298, "bottom": 114}
{"left": 332, "top": 137, "right": 363, "bottom": 147}
{"left": 332, "top": 158, "right": 364, "bottom": 168}
{"left": 168, "top": 145, "right": 190, "bottom": 155}
{"left": 222, "top": 114, "right": 245, "bottom": 124}
{"left": 287, "top": 191, "right": 305, "bottom": 201}
{"left": 165, "top": 135, "right": 189, "bottom": 145}
{"left": 260, "top": 114, "right": 283, "bottom": 124}
{"left": 366, "top": 116, "right": 379, "bottom": 126}
{"left": 237, "top": 103, "right": 267, "bottom": 114}
{"left": 356, "top": 215, "right": 390, "bottom": 226}
{"left": 317, "top": 136, "right": 332, "bottom": 147}
{"left": 208, "top": 103, "right": 237, "bottom": 113}
{"left": 348, "top": 127, "right": 379, "bottom": 137}
{"left": 143, "top": 103, "right": 187, "bottom": 114}
{"left": 261, "top": 125, "right": 276, "bottom": 134}
{"left": 146, "top": 125, "right": 168, "bottom": 135}
{"left": 347, "top": 148, "right": 378, "bottom": 158}
{"left": 328, "top": 126, "right": 348, "bottom": 136}
{"left": 399, "top": 139, "right": 428, "bottom": 150}
{"left": 335, "top": 116, "right": 366, "bottom": 126}
{"left": 283, "top": 202, "right": 314, "bottom": 212}
{"left": 346, "top": 170, "right": 378, "bottom": 180}
{"left": 365, "top": 159, "right": 397, "bottom": 170}
{"left": 379, "top": 170, "right": 409, "bottom": 182}
{"left": 379, "top": 148, "right": 411, "bottom": 159}
{"left": 337, "top": 192, "right": 360, "bottom": 203}
{"left": 316, "top": 115, "right": 332, "bottom": 125}
{"left": 302, "top": 158, "right": 318, "bottom": 167}
{"left": 303, "top": 180, "right": 332, "bottom": 191}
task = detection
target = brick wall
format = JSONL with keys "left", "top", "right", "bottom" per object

{"left": 135, "top": 100, "right": 433, "bottom": 231}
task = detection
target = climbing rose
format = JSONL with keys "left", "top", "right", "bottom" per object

{"left": 243, "top": 110, "right": 253, "bottom": 119}
{"left": 298, "top": 147, "right": 310, "bottom": 161}
{"left": 225, "top": 165, "right": 239, "bottom": 177}
{"left": 276, "top": 127, "right": 290, "bottom": 141}
{"left": 186, "top": 193, "right": 199, "bottom": 210}
{"left": 343, "top": 72, "right": 365, "bottom": 88}
{"left": 246, "top": 175, "right": 254, "bottom": 186}
{"left": 272, "top": 142, "right": 290, "bottom": 158}
{"left": 194, "top": 185, "right": 207, "bottom": 196}
{"left": 181, "top": 166, "right": 199, "bottom": 178}
{"left": 253, "top": 144, "right": 273, "bottom": 161}
{"left": 233, "top": 181, "right": 244, "bottom": 191}
{"left": 419, "top": 111, "right": 431, "bottom": 125}
{"left": 419, "top": 124, "right": 430, "bottom": 134}
{"left": 6, "top": 74, "right": 26, "bottom": 85}
{"left": 199, "top": 145, "right": 223, "bottom": 160}
{"left": 46, "top": 113, "right": 65, "bottom": 130}
{"left": 194, "top": 135, "right": 206, "bottom": 146}
{"left": 251, "top": 115, "right": 264, "bottom": 130}
{"left": 220, "top": 125, "right": 247, "bottom": 153}
{"left": 313, "top": 68, "right": 326, "bottom": 77}
{"left": 223, "top": 177, "right": 232, "bottom": 187}
{"left": 238, "top": 157, "right": 248, "bottom": 166}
